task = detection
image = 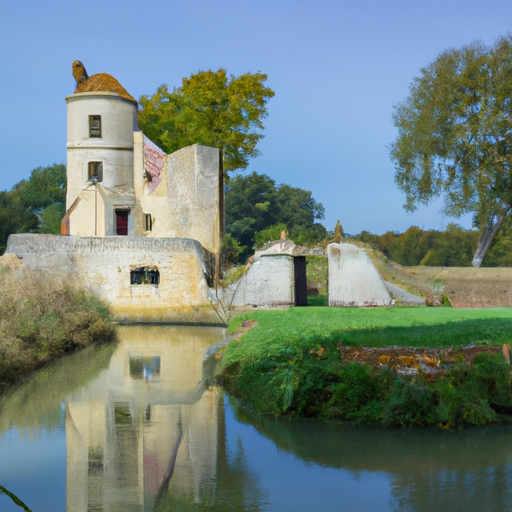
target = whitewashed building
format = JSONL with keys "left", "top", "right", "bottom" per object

{"left": 3, "top": 67, "right": 225, "bottom": 325}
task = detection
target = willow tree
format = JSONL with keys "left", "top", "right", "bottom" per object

{"left": 138, "top": 69, "right": 274, "bottom": 173}
{"left": 390, "top": 35, "right": 512, "bottom": 267}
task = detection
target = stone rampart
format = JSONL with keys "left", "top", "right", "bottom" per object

{"left": 4, "top": 234, "right": 225, "bottom": 325}
{"left": 223, "top": 254, "right": 294, "bottom": 308}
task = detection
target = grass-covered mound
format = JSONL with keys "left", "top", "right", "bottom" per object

{"left": 218, "top": 307, "right": 512, "bottom": 427}
{"left": 0, "top": 266, "right": 117, "bottom": 391}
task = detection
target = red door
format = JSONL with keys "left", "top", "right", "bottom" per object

{"left": 116, "top": 210, "right": 129, "bottom": 235}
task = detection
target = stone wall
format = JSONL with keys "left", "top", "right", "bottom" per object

{"left": 4, "top": 234, "right": 225, "bottom": 325}
{"left": 223, "top": 255, "right": 294, "bottom": 308}
{"left": 328, "top": 243, "right": 392, "bottom": 307}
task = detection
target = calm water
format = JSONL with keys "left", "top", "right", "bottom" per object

{"left": 1, "top": 325, "right": 512, "bottom": 512}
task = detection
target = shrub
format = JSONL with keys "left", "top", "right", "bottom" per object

{"left": 0, "top": 266, "right": 117, "bottom": 390}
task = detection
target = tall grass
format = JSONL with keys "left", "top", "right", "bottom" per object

{"left": 0, "top": 265, "right": 117, "bottom": 390}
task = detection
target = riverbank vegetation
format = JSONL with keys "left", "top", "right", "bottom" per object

{"left": 218, "top": 307, "right": 512, "bottom": 427}
{"left": 0, "top": 266, "right": 117, "bottom": 393}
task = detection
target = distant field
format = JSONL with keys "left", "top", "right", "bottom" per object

{"left": 364, "top": 247, "right": 512, "bottom": 308}
{"left": 306, "top": 247, "right": 512, "bottom": 309}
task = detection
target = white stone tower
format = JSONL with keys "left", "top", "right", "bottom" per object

{"left": 63, "top": 70, "right": 138, "bottom": 236}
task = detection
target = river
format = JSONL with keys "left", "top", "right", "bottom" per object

{"left": 1, "top": 325, "right": 512, "bottom": 512}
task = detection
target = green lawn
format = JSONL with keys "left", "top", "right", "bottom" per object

{"left": 226, "top": 306, "right": 512, "bottom": 358}
{"left": 219, "top": 307, "right": 512, "bottom": 426}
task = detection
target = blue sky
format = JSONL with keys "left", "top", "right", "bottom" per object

{"left": 1, "top": 0, "right": 511, "bottom": 235}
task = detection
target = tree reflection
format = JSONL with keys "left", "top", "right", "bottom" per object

{"left": 231, "top": 398, "right": 512, "bottom": 512}
{"left": 0, "top": 343, "right": 116, "bottom": 435}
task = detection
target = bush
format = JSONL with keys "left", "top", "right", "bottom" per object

{"left": 0, "top": 266, "right": 117, "bottom": 389}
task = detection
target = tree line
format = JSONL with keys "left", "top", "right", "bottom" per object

{"left": 0, "top": 164, "right": 327, "bottom": 263}
{"left": 355, "top": 222, "right": 512, "bottom": 267}
{"left": 6, "top": 46, "right": 512, "bottom": 270}
{"left": 3, "top": 163, "right": 512, "bottom": 268}
{"left": 0, "top": 164, "right": 66, "bottom": 253}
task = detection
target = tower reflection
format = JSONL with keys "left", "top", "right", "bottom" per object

{"left": 65, "top": 325, "right": 225, "bottom": 512}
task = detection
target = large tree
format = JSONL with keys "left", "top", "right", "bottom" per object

{"left": 138, "top": 69, "right": 275, "bottom": 173}
{"left": 0, "top": 164, "right": 66, "bottom": 252}
{"left": 226, "top": 172, "right": 326, "bottom": 259}
{"left": 390, "top": 35, "right": 512, "bottom": 267}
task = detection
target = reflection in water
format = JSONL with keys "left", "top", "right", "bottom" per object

{"left": 3, "top": 325, "right": 512, "bottom": 511}
{"left": 64, "top": 325, "right": 265, "bottom": 512}
{"left": 233, "top": 400, "right": 512, "bottom": 512}
{"left": 0, "top": 343, "right": 116, "bottom": 436}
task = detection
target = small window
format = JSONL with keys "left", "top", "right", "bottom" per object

{"left": 129, "top": 356, "right": 160, "bottom": 381}
{"left": 89, "top": 115, "right": 102, "bottom": 138}
{"left": 116, "top": 209, "right": 129, "bottom": 235}
{"left": 130, "top": 267, "right": 160, "bottom": 285}
{"left": 88, "top": 161, "right": 103, "bottom": 182}
{"left": 144, "top": 214, "right": 152, "bottom": 231}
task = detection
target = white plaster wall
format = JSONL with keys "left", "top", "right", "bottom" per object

{"left": 162, "top": 145, "right": 222, "bottom": 255}
{"left": 67, "top": 148, "right": 134, "bottom": 200}
{"left": 132, "top": 132, "right": 169, "bottom": 237}
{"left": 131, "top": 138, "right": 222, "bottom": 251}
{"left": 328, "top": 243, "right": 392, "bottom": 307}
{"left": 68, "top": 183, "right": 136, "bottom": 237}
{"left": 227, "top": 255, "right": 294, "bottom": 307}
{"left": 5, "top": 234, "right": 224, "bottom": 324}
{"left": 66, "top": 92, "right": 136, "bottom": 233}
{"left": 66, "top": 92, "right": 136, "bottom": 149}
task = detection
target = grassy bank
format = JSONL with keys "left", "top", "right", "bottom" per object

{"left": 218, "top": 307, "right": 512, "bottom": 427}
{"left": 0, "top": 266, "right": 117, "bottom": 392}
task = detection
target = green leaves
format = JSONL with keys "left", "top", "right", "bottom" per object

{"left": 391, "top": 35, "right": 512, "bottom": 265}
{"left": 0, "top": 164, "right": 66, "bottom": 251}
{"left": 138, "top": 69, "right": 275, "bottom": 172}
{"left": 225, "top": 172, "right": 327, "bottom": 259}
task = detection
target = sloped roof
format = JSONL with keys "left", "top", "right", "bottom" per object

{"left": 75, "top": 73, "right": 136, "bottom": 102}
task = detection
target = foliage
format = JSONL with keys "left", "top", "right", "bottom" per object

{"left": 219, "top": 308, "right": 512, "bottom": 427}
{"left": 39, "top": 202, "right": 66, "bottom": 234}
{"left": 226, "top": 172, "right": 326, "bottom": 260}
{"left": 355, "top": 224, "right": 479, "bottom": 267}
{"left": 334, "top": 220, "right": 344, "bottom": 243}
{"left": 0, "top": 164, "right": 66, "bottom": 252}
{"left": 138, "top": 69, "right": 275, "bottom": 173}
{"left": 0, "top": 266, "right": 117, "bottom": 389}
{"left": 254, "top": 223, "right": 287, "bottom": 249}
{"left": 221, "top": 264, "right": 250, "bottom": 289}
{"left": 305, "top": 255, "right": 328, "bottom": 295}
{"left": 0, "top": 190, "right": 38, "bottom": 251}
{"left": 221, "top": 233, "right": 245, "bottom": 267}
{"left": 306, "top": 294, "right": 328, "bottom": 306}
{"left": 16, "top": 164, "right": 66, "bottom": 210}
{"left": 390, "top": 35, "right": 512, "bottom": 266}
{"left": 357, "top": 222, "right": 512, "bottom": 267}
{"left": 483, "top": 215, "right": 512, "bottom": 266}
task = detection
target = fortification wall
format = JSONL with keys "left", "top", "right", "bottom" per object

{"left": 328, "top": 243, "right": 392, "bottom": 307}
{"left": 4, "top": 234, "right": 224, "bottom": 325}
